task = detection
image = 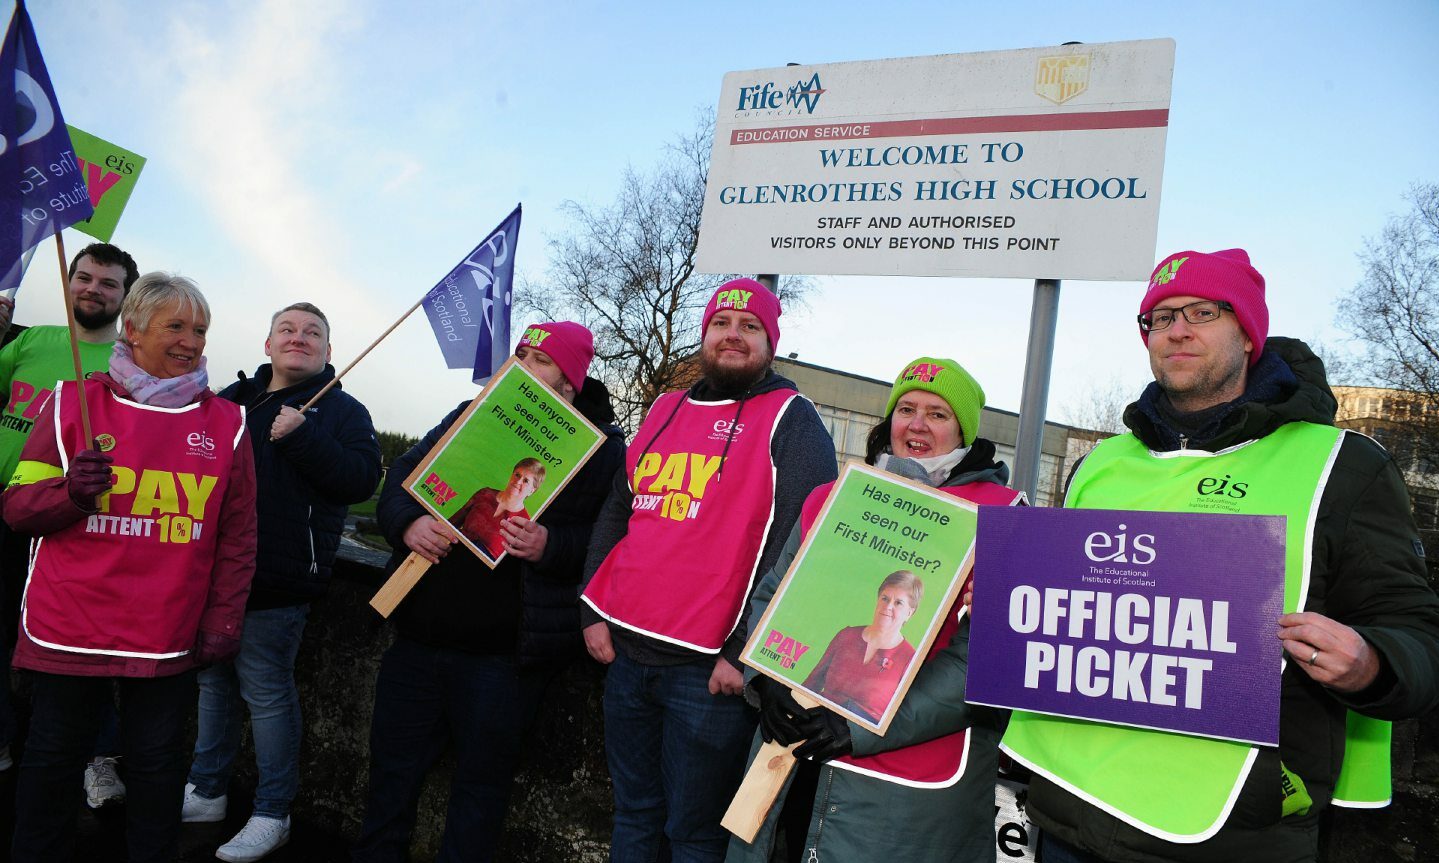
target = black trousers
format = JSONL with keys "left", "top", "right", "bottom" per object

{"left": 11, "top": 670, "right": 196, "bottom": 863}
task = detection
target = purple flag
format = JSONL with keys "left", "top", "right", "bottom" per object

{"left": 0, "top": 0, "right": 94, "bottom": 294}
{"left": 422, "top": 205, "right": 521, "bottom": 384}
{"left": 966, "top": 506, "right": 1286, "bottom": 746}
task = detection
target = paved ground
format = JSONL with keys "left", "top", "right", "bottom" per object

{"left": 0, "top": 764, "right": 352, "bottom": 862}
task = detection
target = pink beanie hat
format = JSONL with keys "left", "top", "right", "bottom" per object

{"left": 515, "top": 321, "right": 595, "bottom": 392}
{"left": 702, "top": 278, "right": 782, "bottom": 353}
{"left": 1140, "top": 249, "right": 1268, "bottom": 365}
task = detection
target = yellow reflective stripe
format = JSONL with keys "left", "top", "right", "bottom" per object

{"left": 8, "top": 460, "right": 62, "bottom": 487}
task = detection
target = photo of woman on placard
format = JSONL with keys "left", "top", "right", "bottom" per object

{"left": 450, "top": 457, "right": 546, "bottom": 559}
{"left": 802, "top": 570, "right": 922, "bottom": 722}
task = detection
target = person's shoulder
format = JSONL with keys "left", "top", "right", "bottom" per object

{"left": 1327, "top": 426, "right": 1401, "bottom": 485}
{"left": 5, "top": 324, "right": 62, "bottom": 353}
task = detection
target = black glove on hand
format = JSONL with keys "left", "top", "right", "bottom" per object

{"left": 753, "top": 675, "right": 810, "bottom": 745}
{"left": 792, "top": 706, "right": 853, "bottom": 762}
{"left": 67, "top": 449, "right": 114, "bottom": 511}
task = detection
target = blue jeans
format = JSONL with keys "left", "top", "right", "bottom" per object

{"left": 12, "top": 670, "right": 196, "bottom": 863}
{"left": 352, "top": 637, "right": 555, "bottom": 863}
{"left": 603, "top": 652, "right": 756, "bottom": 863}
{"left": 189, "top": 604, "right": 309, "bottom": 818}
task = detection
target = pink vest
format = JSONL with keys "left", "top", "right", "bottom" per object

{"left": 22, "top": 381, "right": 245, "bottom": 659}
{"left": 801, "top": 476, "right": 1022, "bottom": 787}
{"left": 582, "top": 389, "right": 797, "bottom": 652}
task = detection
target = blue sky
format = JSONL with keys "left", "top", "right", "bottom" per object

{"left": 16, "top": 0, "right": 1439, "bottom": 435}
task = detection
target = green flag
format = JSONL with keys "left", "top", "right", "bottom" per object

{"left": 67, "top": 125, "right": 146, "bottom": 242}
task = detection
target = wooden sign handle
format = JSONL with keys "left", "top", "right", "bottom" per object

{"left": 369, "top": 552, "right": 432, "bottom": 617}
{"left": 722, "top": 690, "right": 819, "bottom": 843}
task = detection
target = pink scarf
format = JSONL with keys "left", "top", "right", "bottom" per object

{"left": 108, "top": 341, "right": 210, "bottom": 407}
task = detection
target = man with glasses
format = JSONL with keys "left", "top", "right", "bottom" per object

{"left": 1002, "top": 249, "right": 1439, "bottom": 862}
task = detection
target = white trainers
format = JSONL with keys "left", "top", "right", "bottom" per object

{"left": 180, "top": 781, "right": 228, "bottom": 823}
{"left": 215, "top": 815, "right": 291, "bottom": 863}
{"left": 84, "top": 756, "right": 126, "bottom": 809}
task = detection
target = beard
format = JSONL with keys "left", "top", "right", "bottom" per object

{"left": 1154, "top": 345, "right": 1249, "bottom": 411}
{"left": 700, "top": 347, "right": 771, "bottom": 393}
{"left": 74, "top": 303, "right": 120, "bottom": 331}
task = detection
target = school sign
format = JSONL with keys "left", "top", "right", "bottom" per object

{"left": 696, "top": 39, "right": 1175, "bottom": 281}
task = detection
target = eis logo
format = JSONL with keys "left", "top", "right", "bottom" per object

{"left": 519, "top": 326, "right": 551, "bottom": 348}
{"left": 186, "top": 431, "right": 217, "bottom": 461}
{"left": 901, "top": 361, "right": 945, "bottom": 384}
{"left": 709, "top": 418, "right": 745, "bottom": 442}
{"left": 1197, "top": 474, "right": 1248, "bottom": 499}
{"left": 736, "top": 72, "right": 825, "bottom": 116}
{"left": 631, "top": 452, "right": 724, "bottom": 522}
{"left": 1084, "top": 523, "right": 1156, "bottom": 565}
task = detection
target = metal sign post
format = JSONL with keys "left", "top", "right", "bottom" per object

{"left": 1011, "top": 279, "right": 1060, "bottom": 502}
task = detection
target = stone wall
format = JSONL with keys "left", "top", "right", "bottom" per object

{"left": 268, "top": 548, "right": 1438, "bottom": 861}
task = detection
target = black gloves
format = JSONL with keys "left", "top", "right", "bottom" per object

{"left": 67, "top": 449, "right": 114, "bottom": 511}
{"left": 754, "top": 675, "right": 810, "bottom": 745}
{"left": 792, "top": 706, "right": 853, "bottom": 762}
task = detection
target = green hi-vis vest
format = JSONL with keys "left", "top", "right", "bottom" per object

{"left": 1002, "top": 422, "right": 1390, "bottom": 842}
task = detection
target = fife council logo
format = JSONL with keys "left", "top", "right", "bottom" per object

{"left": 735, "top": 72, "right": 825, "bottom": 116}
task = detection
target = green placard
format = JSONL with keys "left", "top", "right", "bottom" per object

{"left": 66, "top": 125, "right": 146, "bottom": 243}
{"left": 402, "top": 358, "right": 605, "bottom": 567}
{"left": 743, "top": 463, "right": 978, "bottom": 735}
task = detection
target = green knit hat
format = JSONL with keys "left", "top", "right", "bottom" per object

{"left": 883, "top": 357, "right": 985, "bottom": 446}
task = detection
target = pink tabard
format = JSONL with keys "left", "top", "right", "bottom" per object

{"left": 22, "top": 381, "right": 244, "bottom": 659}
{"left": 582, "top": 389, "right": 798, "bottom": 653}
{"left": 801, "top": 477, "right": 1023, "bottom": 787}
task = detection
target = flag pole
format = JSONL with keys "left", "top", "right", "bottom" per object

{"left": 297, "top": 293, "right": 429, "bottom": 413}
{"left": 53, "top": 230, "right": 92, "bottom": 445}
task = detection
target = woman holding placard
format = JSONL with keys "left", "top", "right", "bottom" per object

{"left": 727, "top": 356, "right": 1022, "bottom": 863}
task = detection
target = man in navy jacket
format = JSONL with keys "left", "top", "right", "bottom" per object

{"left": 183, "top": 303, "right": 381, "bottom": 863}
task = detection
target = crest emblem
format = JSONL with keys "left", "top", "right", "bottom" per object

{"left": 95, "top": 433, "right": 116, "bottom": 452}
{"left": 1035, "top": 54, "right": 1091, "bottom": 105}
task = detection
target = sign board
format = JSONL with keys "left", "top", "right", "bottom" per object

{"left": 742, "top": 464, "right": 978, "bottom": 735}
{"left": 66, "top": 125, "right": 146, "bottom": 243}
{"left": 402, "top": 358, "right": 604, "bottom": 567}
{"left": 696, "top": 38, "right": 1174, "bottom": 280}
{"left": 966, "top": 506, "right": 1285, "bottom": 745}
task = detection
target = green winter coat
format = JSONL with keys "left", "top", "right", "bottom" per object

{"left": 726, "top": 443, "right": 1012, "bottom": 863}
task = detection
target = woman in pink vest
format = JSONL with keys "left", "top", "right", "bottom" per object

{"left": 4, "top": 273, "right": 257, "bottom": 863}
{"left": 726, "top": 356, "right": 1023, "bottom": 863}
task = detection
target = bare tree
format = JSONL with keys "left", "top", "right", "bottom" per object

{"left": 1336, "top": 182, "right": 1439, "bottom": 471}
{"left": 1060, "top": 376, "right": 1133, "bottom": 436}
{"left": 524, "top": 114, "right": 807, "bottom": 430}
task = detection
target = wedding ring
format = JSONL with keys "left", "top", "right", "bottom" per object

{"left": 1308, "top": 649, "right": 1319, "bottom": 666}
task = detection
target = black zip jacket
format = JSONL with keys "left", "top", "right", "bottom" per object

{"left": 378, "top": 377, "right": 626, "bottom": 666}
{"left": 220, "top": 364, "right": 381, "bottom": 608}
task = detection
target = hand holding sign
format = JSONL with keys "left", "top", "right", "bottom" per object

{"left": 1277, "top": 611, "right": 1381, "bottom": 693}
{"left": 402, "top": 515, "right": 457, "bottom": 564}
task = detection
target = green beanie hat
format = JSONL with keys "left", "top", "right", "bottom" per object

{"left": 883, "top": 357, "right": 985, "bottom": 446}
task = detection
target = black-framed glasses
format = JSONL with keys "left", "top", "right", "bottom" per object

{"left": 1137, "top": 300, "right": 1234, "bottom": 333}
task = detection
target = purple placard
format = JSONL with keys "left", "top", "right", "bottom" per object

{"left": 967, "top": 507, "right": 1285, "bottom": 745}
